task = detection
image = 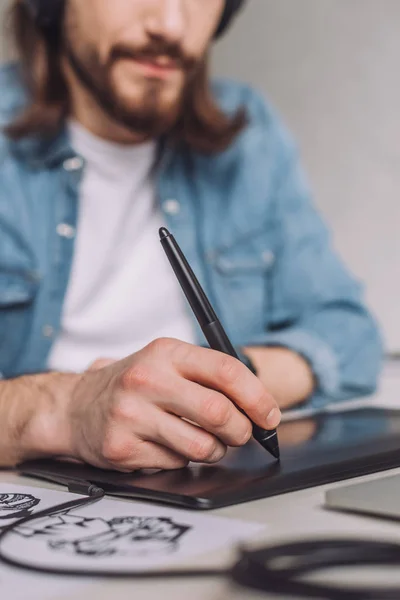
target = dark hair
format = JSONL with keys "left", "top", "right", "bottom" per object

{"left": 5, "top": 1, "right": 247, "bottom": 154}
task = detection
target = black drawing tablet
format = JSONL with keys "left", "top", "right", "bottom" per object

{"left": 19, "top": 408, "right": 400, "bottom": 510}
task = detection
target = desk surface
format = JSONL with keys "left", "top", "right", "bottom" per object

{"left": 2, "top": 362, "right": 400, "bottom": 600}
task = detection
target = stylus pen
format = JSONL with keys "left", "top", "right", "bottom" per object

{"left": 159, "top": 227, "right": 280, "bottom": 460}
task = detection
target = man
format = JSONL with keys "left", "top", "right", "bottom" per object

{"left": 0, "top": 0, "right": 382, "bottom": 471}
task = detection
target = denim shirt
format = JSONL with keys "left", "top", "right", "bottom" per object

{"left": 0, "top": 63, "right": 383, "bottom": 408}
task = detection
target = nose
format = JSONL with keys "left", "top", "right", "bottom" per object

{"left": 146, "top": 0, "right": 185, "bottom": 45}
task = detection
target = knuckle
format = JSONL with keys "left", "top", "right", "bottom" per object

{"left": 147, "top": 337, "right": 178, "bottom": 356}
{"left": 246, "top": 386, "right": 268, "bottom": 415}
{"left": 109, "top": 395, "right": 138, "bottom": 422}
{"left": 217, "top": 356, "right": 243, "bottom": 386}
{"left": 120, "top": 364, "right": 154, "bottom": 392}
{"left": 236, "top": 421, "right": 253, "bottom": 447}
{"left": 188, "top": 434, "right": 218, "bottom": 462}
{"left": 202, "top": 392, "right": 231, "bottom": 429}
{"left": 101, "top": 432, "right": 132, "bottom": 464}
{"left": 87, "top": 358, "right": 115, "bottom": 371}
{"left": 170, "top": 340, "right": 196, "bottom": 364}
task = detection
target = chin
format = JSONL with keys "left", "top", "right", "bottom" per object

{"left": 116, "top": 91, "right": 182, "bottom": 128}
{"left": 116, "top": 71, "right": 183, "bottom": 106}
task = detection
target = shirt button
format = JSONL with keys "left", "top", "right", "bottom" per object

{"left": 42, "top": 325, "right": 55, "bottom": 339}
{"left": 262, "top": 250, "right": 275, "bottom": 266}
{"left": 63, "top": 157, "right": 83, "bottom": 171}
{"left": 28, "top": 270, "right": 42, "bottom": 283}
{"left": 57, "top": 223, "right": 76, "bottom": 239}
{"left": 163, "top": 199, "right": 181, "bottom": 216}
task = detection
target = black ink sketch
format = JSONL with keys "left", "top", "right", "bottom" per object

{"left": 16, "top": 512, "right": 192, "bottom": 558}
{"left": 0, "top": 493, "right": 40, "bottom": 520}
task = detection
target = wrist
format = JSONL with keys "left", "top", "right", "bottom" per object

{"left": 18, "top": 372, "right": 82, "bottom": 462}
{"left": 237, "top": 347, "right": 258, "bottom": 375}
{"left": 243, "top": 346, "right": 315, "bottom": 409}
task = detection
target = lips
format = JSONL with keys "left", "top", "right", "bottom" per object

{"left": 115, "top": 53, "right": 182, "bottom": 80}
{"left": 143, "top": 55, "right": 178, "bottom": 68}
{"left": 135, "top": 56, "right": 179, "bottom": 71}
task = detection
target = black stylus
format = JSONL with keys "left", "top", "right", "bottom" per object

{"left": 159, "top": 227, "right": 280, "bottom": 460}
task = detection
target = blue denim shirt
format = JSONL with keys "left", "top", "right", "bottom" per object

{"left": 0, "top": 63, "right": 383, "bottom": 407}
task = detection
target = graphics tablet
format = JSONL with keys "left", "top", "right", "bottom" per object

{"left": 19, "top": 407, "right": 400, "bottom": 510}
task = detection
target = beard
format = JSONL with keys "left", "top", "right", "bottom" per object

{"left": 62, "top": 33, "right": 199, "bottom": 139}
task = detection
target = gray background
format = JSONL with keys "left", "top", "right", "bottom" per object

{"left": 0, "top": 0, "right": 7, "bottom": 58}
{"left": 1, "top": 0, "right": 399, "bottom": 350}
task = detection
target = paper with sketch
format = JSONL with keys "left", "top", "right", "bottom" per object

{"left": 0, "top": 484, "right": 265, "bottom": 574}
{"left": 0, "top": 486, "right": 94, "bottom": 600}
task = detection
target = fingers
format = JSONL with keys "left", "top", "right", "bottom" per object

{"left": 105, "top": 339, "right": 281, "bottom": 473}
{"left": 150, "top": 408, "right": 227, "bottom": 464}
{"left": 156, "top": 377, "right": 253, "bottom": 447}
{"left": 110, "top": 440, "right": 190, "bottom": 472}
{"left": 103, "top": 398, "right": 227, "bottom": 467}
{"left": 173, "top": 344, "right": 281, "bottom": 430}
{"left": 100, "top": 407, "right": 190, "bottom": 471}
{"left": 119, "top": 347, "right": 252, "bottom": 447}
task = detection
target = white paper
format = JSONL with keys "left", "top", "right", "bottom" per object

{"left": 0, "top": 484, "right": 265, "bottom": 575}
{"left": 0, "top": 563, "right": 92, "bottom": 600}
{"left": 0, "top": 486, "right": 95, "bottom": 600}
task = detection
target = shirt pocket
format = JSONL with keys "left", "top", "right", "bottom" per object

{"left": 208, "top": 230, "right": 276, "bottom": 341}
{"left": 0, "top": 270, "right": 38, "bottom": 376}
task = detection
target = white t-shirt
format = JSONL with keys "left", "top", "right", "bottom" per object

{"left": 47, "top": 121, "right": 196, "bottom": 373}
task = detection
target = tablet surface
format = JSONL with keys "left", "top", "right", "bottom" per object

{"left": 19, "top": 408, "right": 400, "bottom": 510}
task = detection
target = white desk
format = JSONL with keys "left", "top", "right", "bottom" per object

{"left": 2, "top": 361, "right": 400, "bottom": 600}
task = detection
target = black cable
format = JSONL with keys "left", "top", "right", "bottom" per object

{"left": 232, "top": 539, "right": 400, "bottom": 600}
{"left": 2, "top": 485, "right": 400, "bottom": 599}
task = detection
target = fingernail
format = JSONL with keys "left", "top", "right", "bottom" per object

{"left": 266, "top": 408, "right": 281, "bottom": 429}
{"left": 210, "top": 446, "right": 227, "bottom": 463}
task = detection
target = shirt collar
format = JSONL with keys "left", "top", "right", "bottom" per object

{"left": 9, "top": 127, "right": 76, "bottom": 169}
{"left": 9, "top": 125, "right": 180, "bottom": 173}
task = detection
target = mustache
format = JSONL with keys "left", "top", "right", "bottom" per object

{"left": 108, "top": 42, "right": 198, "bottom": 72}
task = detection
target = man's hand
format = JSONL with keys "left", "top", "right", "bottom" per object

{"left": 6, "top": 339, "right": 281, "bottom": 471}
{"left": 243, "top": 346, "right": 315, "bottom": 409}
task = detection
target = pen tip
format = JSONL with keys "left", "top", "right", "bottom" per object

{"left": 255, "top": 429, "right": 280, "bottom": 460}
{"left": 270, "top": 446, "right": 280, "bottom": 460}
{"left": 159, "top": 227, "right": 170, "bottom": 240}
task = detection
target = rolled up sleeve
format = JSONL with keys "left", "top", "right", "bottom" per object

{"left": 254, "top": 118, "right": 384, "bottom": 408}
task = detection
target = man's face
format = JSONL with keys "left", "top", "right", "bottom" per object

{"left": 63, "top": 0, "right": 225, "bottom": 136}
